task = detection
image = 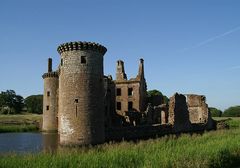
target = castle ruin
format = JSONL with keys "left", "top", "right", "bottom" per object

{"left": 42, "top": 41, "right": 215, "bottom": 146}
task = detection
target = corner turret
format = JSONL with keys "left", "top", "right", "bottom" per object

{"left": 42, "top": 58, "right": 59, "bottom": 132}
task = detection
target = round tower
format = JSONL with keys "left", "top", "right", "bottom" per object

{"left": 42, "top": 58, "right": 59, "bottom": 132}
{"left": 57, "top": 41, "right": 107, "bottom": 145}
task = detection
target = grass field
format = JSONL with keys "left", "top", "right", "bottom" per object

{"left": 0, "top": 118, "right": 239, "bottom": 168}
{"left": 0, "top": 114, "right": 42, "bottom": 133}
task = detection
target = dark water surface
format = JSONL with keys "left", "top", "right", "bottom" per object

{"left": 0, "top": 132, "right": 58, "bottom": 154}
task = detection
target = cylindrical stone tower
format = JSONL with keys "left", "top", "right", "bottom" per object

{"left": 57, "top": 41, "right": 107, "bottom": 145}
{"left": 42, "top": 58, "right": 59, "bottom": 132}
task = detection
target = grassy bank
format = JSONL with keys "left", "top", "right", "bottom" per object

{"left": 0, "top": 117, "right": 239, "bottom": 167}
{"left": 0, "top": 124, "right": 38, "bottom": 133}
{"left": 0, "top": 114, "right": 42, "bottom": 133}
{"left": 213, "top": 117, "right": 240, "bottom": 129}
{"left": 1, "top": 126, "right": 240, "bottom": 167}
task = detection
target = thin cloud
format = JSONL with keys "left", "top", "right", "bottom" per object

{"left": 229, "top": 65, "right": 240, "bottom": 70}
{"left": 179, "top": 26, "right": 240, "bottom": 52}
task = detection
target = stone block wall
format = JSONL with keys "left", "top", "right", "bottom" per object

{"left": 186, "top": 94, "right": 209, "bottom": 124}
{"left": 168, "top": 93, "right": 191, "bottom": 132}
{"left": 115, "top": 81, "right": 141, "bottom": 116}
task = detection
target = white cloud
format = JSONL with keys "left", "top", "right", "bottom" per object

{"left": 179, "top": 25, "right": 240, "bottom": 52}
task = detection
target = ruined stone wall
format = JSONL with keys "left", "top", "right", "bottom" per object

{"left": 168, "top": 93, "right": 191, "bottom": 132}
{"left": 104, "top": 76, "right": 119, "bottom": 127}
{"left": 42, "top": 72, "right": 59, "bottom": 132}
{"left": 186, "top": 95, "right": 209, "bottom": 123}
{"left": 114, "top": 59, "right": 147, "bottom": 117}
{"left": 115, "top": 81, "right": 141, "bottom": 116}
{"left": 159, "top": 104, "right": 168, "bottom": 124}
{"left": 186, "top": 94, "right": 214, "bottom": 129}
{"left": 58, "top": 41, "right": 107, "bottom": 145}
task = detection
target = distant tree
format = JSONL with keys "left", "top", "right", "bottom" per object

{"left": 13, "top": 95, "right": 24, "bottom": 114}
{"left": 222, "top": 106, "right": 240, "bottom": 117}
{"left": 209, "top": 107, "right": 222, "bottom": 117}
{"left": 0, "top": 90, "right": 24, "bottom": 114}
{"left": 147, "top": 89, "right": 169, "bottom": 105}
{"left": 147, "top": 90, "right": 162, "bottom": 97}
{"left": 25, "top": 95, "right": 43, "bottom": 114}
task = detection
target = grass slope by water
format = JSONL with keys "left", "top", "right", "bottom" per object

{"left": 0, "top": 114, "right": 42, "bottom": 132}
{"left": 0, "top": 117, "right": 239, "bottom": 167}
{"left": 0, "top": 121, "right": 240, "bottom": 167}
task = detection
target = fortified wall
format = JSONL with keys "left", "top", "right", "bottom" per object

{"left": 42, "top": 41, "right": 216, "bottom": 146}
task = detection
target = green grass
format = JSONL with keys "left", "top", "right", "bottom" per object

{"left": 0, "top": 117, "right": 239, "bottom": 167}
{"left": 1, "top": 125, "right": 240, "bottom": 167}
{"left": 0, "top": 124, "right": 38, "bottom": 133}
{"left": 0, "top": 114, "right": 42, "bottom": 133}
{"left": 0, "top": 114, "right": 42, "bottom": 123}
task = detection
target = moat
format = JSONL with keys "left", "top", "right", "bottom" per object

{"left": 0, "top": 133, "right": 58, "bottom": 154}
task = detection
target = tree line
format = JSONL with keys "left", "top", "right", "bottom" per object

{"left": 209, "top": 106, "right": 240, "bottom": 117}
{"left": 0, "top": 90, "right": 43, "bottom": 114}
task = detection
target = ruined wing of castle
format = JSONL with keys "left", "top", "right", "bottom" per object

{"left": 42, "top": 41, "right": 215, "bottom": 146}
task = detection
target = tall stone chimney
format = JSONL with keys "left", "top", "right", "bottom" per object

{"left": 137, "top": 58, "right": 144, "bottom": 80}
{"left": 48, "top": 58, "right": 52, "bottom": 72}
{"left": 116, "top": 60, "right": 127, "bottom": 81}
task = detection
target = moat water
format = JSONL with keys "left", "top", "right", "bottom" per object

{"left": 0, "top": 133, "right": 58, "bottom": 154}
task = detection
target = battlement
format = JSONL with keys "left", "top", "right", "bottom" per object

{"left": 57, "top": 41, "right": 107, "bottom": 55}
{"left": 42, "top": 71, "right": 59, "bottom": 79}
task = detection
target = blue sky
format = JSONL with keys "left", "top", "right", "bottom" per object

{"left": 0, "top": 0, "right": 239, "bottom": 110}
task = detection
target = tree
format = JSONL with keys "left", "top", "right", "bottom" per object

{"left": 222, "top": 106, "right": 240, "bottom": 117}
{"left": 13, "top": 95, "right": 24, "bottom": 114}
{"left": 209, "top": 107, "right": 222, "bottom": 117}
{"left": 147, "top": 89, "right": 169, "bottom": 105}
{"left": 0, "top": 90, "right": 24, "bottom": 114}
{"left": 25, "top": 95, "right": 43, "bottom": 114}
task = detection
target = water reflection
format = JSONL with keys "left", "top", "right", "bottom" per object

{"left": 0, "top": 132, "right": 59, "bottom": 154}
{"left": 42, "top": 132, "right": 59, "bottom": 153}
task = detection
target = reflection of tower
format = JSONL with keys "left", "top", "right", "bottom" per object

{"left": 57, "top": 41, "right": 107, "bottom": 145}
{"left": 42, "top": 133, "right": 59, "bottom": 152}
{"left": 42, "top": 58, "right": 58, "bottom": 132}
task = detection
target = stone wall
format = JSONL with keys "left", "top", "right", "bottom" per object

{"left": 115, "top": 81, "right": 142, "bottom": 116}
{"left": 168, "top": 93, "right": 191, "bottom": 132}
{"left": 114, "top": 59, "right": 147, "bottom": 118}
{"left": 160, "top": 104, "right": 168, "bottom": 124}
{"left": 186, "top": 94, "right": 209, "bottom": 123}
{"left": 186, "top": 94, "right": 214, "bottom": 129}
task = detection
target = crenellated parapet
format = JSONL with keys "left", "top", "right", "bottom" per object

{"left": 57, "top": 41, "right": 107, "bottom": 55}
{"left": 42, "top": 71, "right": 59, "bottom": 79}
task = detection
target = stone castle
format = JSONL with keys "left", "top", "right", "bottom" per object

{"left": 42, "top": 41, "right": 214, "bottom": 146}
